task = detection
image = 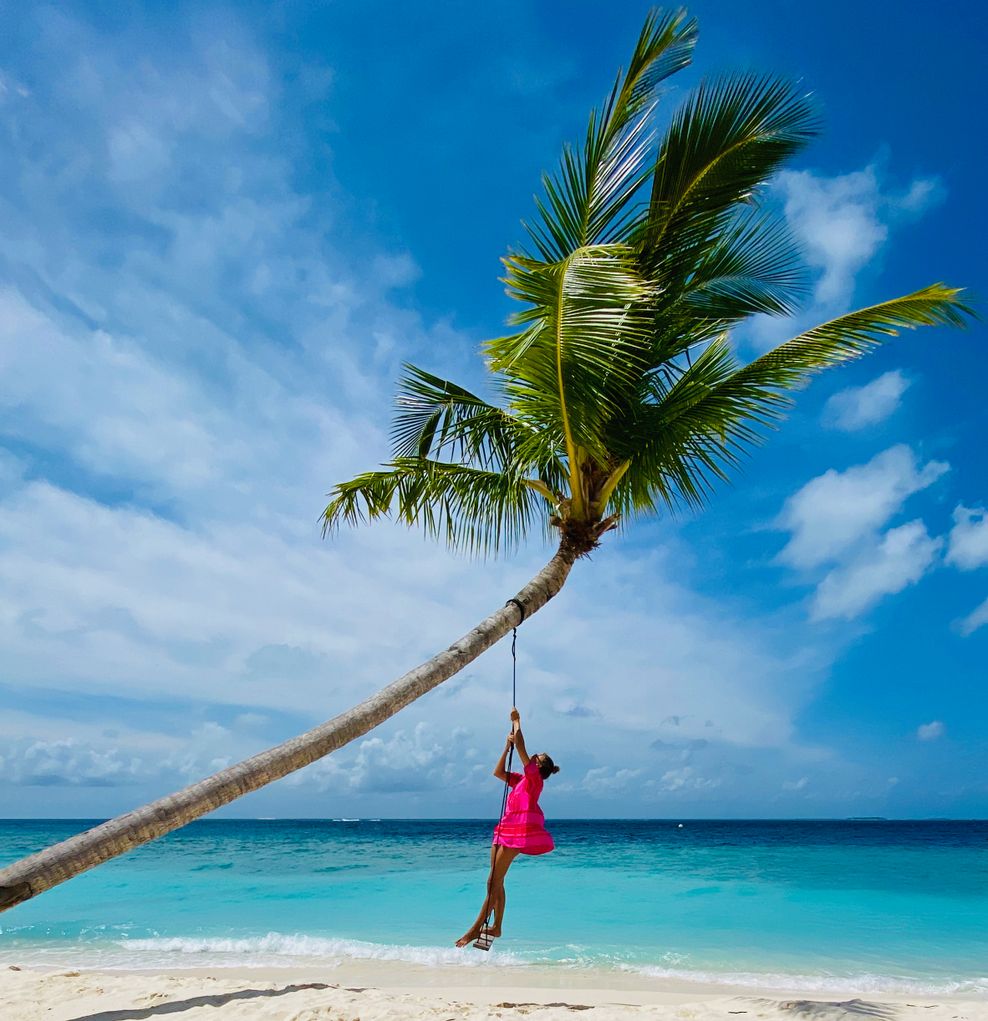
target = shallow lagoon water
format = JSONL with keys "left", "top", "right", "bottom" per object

{"left": 1, "top": 819, "right": 986, "bottom": 995}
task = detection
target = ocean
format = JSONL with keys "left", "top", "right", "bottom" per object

{"left": 1, "top": 819, "right": 986, "bottom": 995}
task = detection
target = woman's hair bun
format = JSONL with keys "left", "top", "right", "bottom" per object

{"left": 551, "top": 765, "right": 560, "bottom": 775}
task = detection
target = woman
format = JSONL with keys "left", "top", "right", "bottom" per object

{"left": 456, "top": 707, "right": 560, "bottom": 948}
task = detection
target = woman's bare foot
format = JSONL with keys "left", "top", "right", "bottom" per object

{"left": 455, "top": 925, "right": 481, "bottom": 948}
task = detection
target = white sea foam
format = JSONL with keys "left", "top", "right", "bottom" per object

{"left": 620, "top": 963, "right": 988, "bottom": 998}
{"left": 98, "top": 932, "right": 528, "bottom": 970}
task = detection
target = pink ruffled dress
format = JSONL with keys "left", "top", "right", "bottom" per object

{"left": 492, "top": 759, "right": 555, "bottom": 855}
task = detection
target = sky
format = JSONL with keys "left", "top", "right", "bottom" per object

{"left": 0, "top": 1, "right": 985, "bottom": 821}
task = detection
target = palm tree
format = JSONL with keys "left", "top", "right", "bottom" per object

{"left": 0, "top": 9, "right": 971, "bottom": 914}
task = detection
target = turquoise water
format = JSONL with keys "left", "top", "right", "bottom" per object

{"left": 1, "top": 819, "right": 986, "bottom": 994}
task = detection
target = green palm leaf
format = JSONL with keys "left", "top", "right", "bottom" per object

{"left": 730, "top": 283, "right": 973, "bottom": 394}
{"left": 679, "top": 209, "right": 806, "bottom": 319}
{"left": 392, "top": 364, "right": 571, "bottom": 498}
{"left": 643, "top": 75, "right": 817, "bottom": 273}
{"left": 525, "top": 9, "right": 698, "bottom": 261}
{"left": 322, "top": 459, "right": 549, "bottom": 556}
{"left": 392, "top": 365, "right": 519, "bottom": 466}
{"left": 612, "top": 284, "right": 974, "bottom": 518}
{"left": 647, "top": 207, "right": 808, "bottom": 366}
{"left": 489, "top": 244, "right": 652, "bottom": 506}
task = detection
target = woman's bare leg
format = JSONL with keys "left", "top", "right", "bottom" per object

{"left": 455, "top": 846, "right": 501, "bottom": 946}
{"left": 455, "top": 845, "right": 519, "bottom": 946}
{"left": 486, "top": 844, "right": 518, "bottom": 936}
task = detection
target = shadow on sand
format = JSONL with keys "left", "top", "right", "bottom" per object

{"left": 749, "top": 999, "right": 899, "bottom": 1020}
{"left": 65, "top": 982, "right": 334, "bottom": 1021}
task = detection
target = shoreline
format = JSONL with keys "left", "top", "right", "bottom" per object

{"left": 3, "top": 963, "right": 988, "bottom": 1021}
{"left": 1, "top": 963, "right": 987, "bottom": 1021}
{"left": 2, "top": 946, "right": 985, "bottom": 1000}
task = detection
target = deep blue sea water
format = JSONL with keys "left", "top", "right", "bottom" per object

{"left": 1, "top": 819, "right": 986, "bottom": 995}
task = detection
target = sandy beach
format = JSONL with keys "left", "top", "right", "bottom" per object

{"left": 3, "top": 962, "right": 987, "bottom": 1021}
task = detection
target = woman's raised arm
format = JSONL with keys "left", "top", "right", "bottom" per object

{"left": 509, "top": 708, "right": 531, "bottom": 768}
{"left": 492, "top": 739, "right": 512, "bottom": 781}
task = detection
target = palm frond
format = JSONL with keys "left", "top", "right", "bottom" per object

{"left": 647, "top": 208, "right": 807, "bottom": 367}
{"left": 611, "top": 337, "right": 744, "bottom": 515}
{"left": 609, "top": 284, "right": 974, "bottom": 517}
{"left": 392, "top": 365, "right": 519, "bottom": 467}
{"left": 524, "top": 9, "right": 697, "bottom": 261}
{"left": 679, "top": 209, "right": 806, "bottom": 318}
{"left": 643, "top": 75, "right": 817, "bottom": 271}
{"left": 322, "top": 459, "right": 549, "bottom": 556}
{"left": 731, "top": 283, "right": 974, "bottom": 395}
{"left": 489, "top": 244, "right": 652, "bottom": 466}
{"left": 392, "top": 364, "right": 571, "bottom": 497}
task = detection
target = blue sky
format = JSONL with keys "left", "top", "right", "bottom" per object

{"left": 0, "top": 2, "right": 985, "bottom": 820}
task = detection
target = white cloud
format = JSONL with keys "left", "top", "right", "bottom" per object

{"left": 291, "top": 723, "right": 480, "bottom": 795}
{"left": 900, "top": 178, "right": 941, "bottom": 213}
{"left": 0, "top": 738, "right": 147, "bottom": 787}
{"left": 234, "top": 712, "right": 269, "bottom": 729}
{"left": 917, "top": 720, "right": 945, "bottom": 741}
{"left": 782, "top": 776, "right": 809, "bottom": 791}
{"left": 650, "top": 766, "right": 721, "bottom": 793}
{"left": 778, "top": 166, "right": 889, "bottom": 306}
{"left": 749, "top": 165, "right": 944, "bottom": 350}
{"left": 823, "top": 370, "right": 911, "bottom": 431}
{"left": 581, "top": 766, "right": 642, "bottom": 794}
{"left": 0, "top": 477, "right": 534, "bottom": 712}
{"left": 777, "top": 445, "right": 948, "bottom": 570}
{"left": 778, "top": 165, "right": 943, "bottom": 306}
{"left": 372, "top": 252, "right": 421, "bottom": 289}
{"left": 0, "top": 450, "right": 24, "bottom": 494}
{"left": 776, "top": 446, "right": 952, "bottom": 622}
{"left": 945, "top": 508, "right": 988, "bottom": 635}
{"left": 811, "top": 520, "right": 942, "bottom": 621}
{"left": 957, "top": 598, "right": 988, "bottom": 637}
{"left": 946, "top": 505, "right": 988, "bottom": 571}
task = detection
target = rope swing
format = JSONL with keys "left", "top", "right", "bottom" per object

{"left": 472, "top": 598, "right": 525, "bottom": 951}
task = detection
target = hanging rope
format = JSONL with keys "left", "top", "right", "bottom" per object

{"left": 474, "top": 599, "right": 526, "bottom": 949}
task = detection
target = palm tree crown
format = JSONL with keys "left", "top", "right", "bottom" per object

{"left": 323, "top": 9, "right": 971, "bottom": 557}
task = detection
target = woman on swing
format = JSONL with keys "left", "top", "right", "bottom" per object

{"left": 456, "top": 707, "right": 559, "bottom": 948}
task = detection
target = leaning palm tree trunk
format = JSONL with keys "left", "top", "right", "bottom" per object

{"left": 0, "top": 545, "right": 577, "bottom": 913}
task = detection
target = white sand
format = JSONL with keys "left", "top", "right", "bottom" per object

{"left": 2, "top": 962, "right": 986, "bottom": 1021}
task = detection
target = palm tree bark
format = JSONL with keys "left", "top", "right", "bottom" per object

{"left": 0, "top": 544, "right": 577, "bottom": 913}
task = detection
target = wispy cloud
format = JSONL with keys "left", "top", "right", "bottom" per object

{"left": 823, "top": 370, "right": 911, "bottom": 431}
{"left": 748, "top": 164, "right": 944, "bottom": 350}
{"left": 946, "top": 506, "right": 988, "bottom": 571}
{"left": 774, "top": 446, "right": 951, "bottom": 622}
{"left": 811, "top": 520, "right": 942, "bottom": 621}
{"left": 917, "top": 720, "right": 945, "bottom": 741}
{"left": 957, "top": 599, "right": 988, "bottom": 637}
{"left": 945, "top": 506, "right": 988, "bottom": 636}
{"left": 776, "top": 445, "right": 948, "bottom": 572}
